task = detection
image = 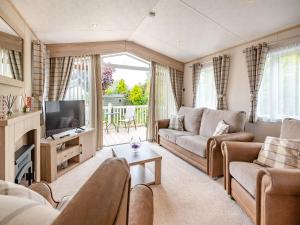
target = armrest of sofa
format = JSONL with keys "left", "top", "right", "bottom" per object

{"left": 207, "top": 132, "right": 255, "bottom": 177}
{"left": 256, "top": 168, "right": 300, "bottom": 225}
{"left": 210, "top": 132, "right": 255, "bottom": 147}
{"left": 129, "top": 185, "right": 153, "bottom": 225}
{"left": 29, "top": 182, "right": 59, "bottom": 208}
{"left": 221, "top": 141, "right": 262, "bottom": 162}
{"left": 156, "top": 119, "right": 170, "bottom": 129}
{"left": 155, "top": 119, "right": 170, "bottom": 143}
{"left": 52, "top": 158, "right": 131, "bottom": 225}
{"left": 221, "top": 141, "right": 263, "bottom": 193}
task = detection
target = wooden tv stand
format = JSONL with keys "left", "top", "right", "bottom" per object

{"left": 40, "top": 128, "right": 96, "bottom": 182}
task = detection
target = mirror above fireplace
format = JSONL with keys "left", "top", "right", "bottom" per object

{"left": 0, "top": 16, "right": 23, "bottom": 87}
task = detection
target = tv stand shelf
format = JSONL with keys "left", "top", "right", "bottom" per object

{"left": 40, "top": 128, "right": 96, "bottom": 182}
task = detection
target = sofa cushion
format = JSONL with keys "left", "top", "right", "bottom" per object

{"left": 229, "top": 162, "right": 263, "bottom": 198}
{"left": 176, "top": 135, "right": 208, "bottom": 158}
{"left": 159, "top": 128, "right": 194, "bottom": 143}
{"left": 199, "top": 109, "right": 246, "bottom": 137}
{"left": 280, "top": 118, "right": 300, "bottom": 139}
{"left": 178, "top": 107, "right": 205, "bottom": 134}
{"left": 255, "top": 136, "right": 300, "bottom": 169}
{"left": 0, "top": 195, "right": 59, "bottom": 225}
{"left": 0, "top": 180, "right": 52, "bottom": 207}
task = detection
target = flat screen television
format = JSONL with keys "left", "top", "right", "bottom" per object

{"left": 45, "top": 100, "right": 85, "bottom": 137}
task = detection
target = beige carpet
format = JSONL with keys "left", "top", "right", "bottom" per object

{"left": 50, "top": 143, "right": 253, "bottom": 225}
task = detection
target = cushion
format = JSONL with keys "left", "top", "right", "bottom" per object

{"left": 199, "top": 109, "right": 246, "bottom": 137}
{"left": 229, "top": 162, "right": 263, "bottom": 198}
{"left": 0, "top": 180, "right": 52, "bottom": 207}
{"left": 280, "top": 118, "right": 300, "bottom": 139}
{"left": 158, "top": 129, "right": 194, "bottom": 143}
{"left": 213, "top": 120, "right": 229, "bottom": 136}
{"left": 255, "top": 136, "right": 300, "bottom": 169}
{"left": 56, "top": 195, "right": 72, "bottom": 211}
{"left": 176, "top": 135, "right": 208, "bottom": 158}
{"left": 168, "top": 114, "right": 184, "bottom": 131}
{"left": 0, "top": 195, "right": 59, "bottom": 225}
{"left": 178, "top": 107, "right": 205, "bottom": 134}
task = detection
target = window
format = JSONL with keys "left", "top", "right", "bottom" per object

{"left": 65, "top": 56, "right": 91, "bottom": 125}
{"left": 257, "top": 44, "right": 300, "bottom": 121}
{"left": 195, "top": 64, "right": 217, "bottom": 109}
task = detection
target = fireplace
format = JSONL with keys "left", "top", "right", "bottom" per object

{"left": 0, "top": 111, "right": 41, "bottom": 182}
{"left": 15, "top": 144, "right": 35, "bottom": 186}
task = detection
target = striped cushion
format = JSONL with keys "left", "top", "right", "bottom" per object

{"left": 0, "top": 195, "right": 58, "bottom": 225}
{"left": 168, "top": 114, "right": 184, "bottom": 131}
{"left": 255, "top": 136, "right": 300, "bottom": 169}
{"left": 213, "top": 120, "right": 230, "bottom": 136}
{"left": 0, "top": 180, "right": 52, "bottom": 207}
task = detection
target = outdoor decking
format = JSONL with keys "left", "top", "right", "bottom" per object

{"left": 103, "top": 126, "right": 147, "bottom": 146}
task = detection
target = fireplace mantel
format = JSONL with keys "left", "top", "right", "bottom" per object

{"left": 0, "top": 111, "right": 41, "bottom": 182}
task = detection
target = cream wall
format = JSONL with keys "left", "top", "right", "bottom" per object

{"left": 183, "top": 26, "right": 300, "bottom": 141}
{"left": 0, "top": 0, "right": 37, "bottom": 96}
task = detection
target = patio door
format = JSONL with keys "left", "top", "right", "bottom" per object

{"left": 101, "top": 53, "right": 150, "bottom": 146}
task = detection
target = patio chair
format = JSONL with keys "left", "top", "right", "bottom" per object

{"left": 117, "top": 106, "right": 137, "bottom": 133}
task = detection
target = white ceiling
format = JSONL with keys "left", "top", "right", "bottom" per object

{"left": 11, "top": 0, "right": 300, "bottom": 62}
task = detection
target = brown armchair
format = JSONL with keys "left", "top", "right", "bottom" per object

{"left": 30, "top": 158, "right": 153, "bottom": 225}
{"left": 222, "top": 141, "right": 300, "bottom": 225}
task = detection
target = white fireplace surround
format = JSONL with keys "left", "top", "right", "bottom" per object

{"left": 0, "top": 111, "right": 41, "bottom": 182}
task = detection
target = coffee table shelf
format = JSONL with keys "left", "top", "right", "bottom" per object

{"left": 131, "top": 165, "right": 154, "bottom": 187}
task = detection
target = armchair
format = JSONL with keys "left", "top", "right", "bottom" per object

{"left": 29, "top": 158, "right": 153, "bottom": 225}
{"left": 222, "top": 141, "right": 300, "bottom": 225}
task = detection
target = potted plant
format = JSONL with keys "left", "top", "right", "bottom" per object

{"left": 102, "top": 67, "right": 114, "bottom": 91}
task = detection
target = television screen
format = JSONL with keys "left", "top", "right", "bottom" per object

{"left": 45, "top": 100, "right": 85, "bottom": 137}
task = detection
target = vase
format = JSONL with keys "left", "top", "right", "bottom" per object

{"left": 7, "top": 109, "right": 13, "bottom": 117}
{"left": 130, "top": 136, "right": 141, "bottom": 153}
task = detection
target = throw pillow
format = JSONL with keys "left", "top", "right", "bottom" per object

{"left": 213, "top": 120, "right": 230, "bottom": 136}
{"left": 0, "top": 195, "right": 59, "bottom": 225}
{"left": 168, "top": 114, "right": 184, "bottom": 131}
{"left": 255, "top": 136, "right": 300, "bottom": 169}
{"left": 0, "top": 180, "right": 52, "bottom": 207}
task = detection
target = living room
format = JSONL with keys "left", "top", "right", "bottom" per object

{"left": 0, "top": 0, "right": 299, "bottom": 225}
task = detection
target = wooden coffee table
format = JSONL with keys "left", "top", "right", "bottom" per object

{"left": 112, "top": 143, "right": 162, "bottom": 187}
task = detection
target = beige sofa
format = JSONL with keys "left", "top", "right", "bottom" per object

{"left": 222, "top": 118, "right": 300, "bottom": 225}
{"left": 1, "top": 158, "right": 153, "bottom": 225}
{"left": 156, "top": 107, "right": 254, "bottom": 177}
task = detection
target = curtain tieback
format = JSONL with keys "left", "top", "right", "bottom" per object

{"left": 218, "top": 94, "right": 226, "bottom": 99}
{"left": 250, "top": 93, "right": 257, "bottom": 101}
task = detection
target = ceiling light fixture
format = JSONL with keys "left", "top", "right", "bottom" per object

{"left": 149, "top": 11, "right": 156, "bottom": 17}
{"left": 91, "top": 23, "right": 98, "bottom": 29}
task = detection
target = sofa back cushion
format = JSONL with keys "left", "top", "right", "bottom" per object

{"left": 280, "top": 118, "right": 300, "bottom": 139}
{"left": 199, "top": 109, "right": 246, "bottom": 137}
{"left": 178, "top": 107, "right": 205, "bottom": 134}
{"left": 52, "top": 158, "right": 131, "bottom": 225}
{"left": 255, "top": 136, "right": 300, "bottom": 169}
